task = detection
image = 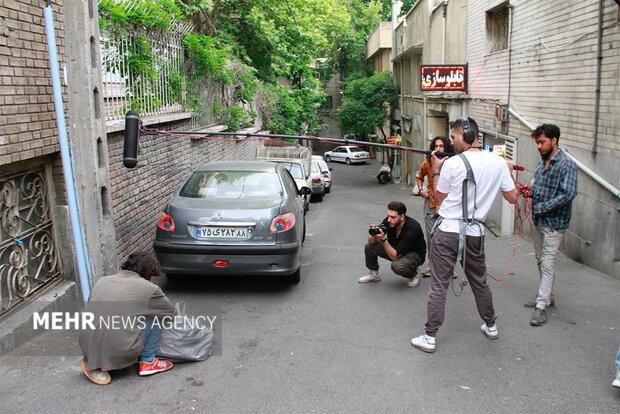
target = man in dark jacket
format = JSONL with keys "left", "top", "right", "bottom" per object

{"left": 359, "top": 200, "right": 426, "bottom": 287}
{"left": 79, "top": 252, "right": 175, "bottom": 385}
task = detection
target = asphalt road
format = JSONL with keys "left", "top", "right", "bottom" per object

{"left": 1, "top": 160, "right": 619, "bottom": 413}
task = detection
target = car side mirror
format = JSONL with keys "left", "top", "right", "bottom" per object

{"left": 299, "top": 186, "right": 312, "bottom": 195}
{"left": 329, "top": 168, "right": 333, "bottom": 171}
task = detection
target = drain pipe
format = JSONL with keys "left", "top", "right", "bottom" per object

{"left": 44, "top": 1, "right": 92, "bottom": 303}
{"left": 592, "top": 0, "right": 603, "bottom": 155}
{"left": 441, "top": 1, "right": 448, "bottom": 64}
{"left": 508, "top": 107, "right": 620, "bottom": 199}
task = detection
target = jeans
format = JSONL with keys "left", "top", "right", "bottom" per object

{"left": 616, "top": 348, "right": 620, "bottom": 370}
{"left": 422, "top": 199, "right": 438, "bottom": 267}
{"left": 364, "top": 242, "right": 423, "bottom": 278}
{"left": 424, "top": 229, "right": 496, "bottom": 337}
{"left": 139, "top": 316, "right": 162, "bottom": 362}
{"left": 533, "top": 225, "right": 565, "bottom": 310}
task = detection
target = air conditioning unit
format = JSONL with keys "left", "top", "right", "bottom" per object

{"left": 495, "top": 104, "right": 508, "bottom": 123}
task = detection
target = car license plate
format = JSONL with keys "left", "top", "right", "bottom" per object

{"left": 195, "top": 227, "right": 251, "bottom": 239}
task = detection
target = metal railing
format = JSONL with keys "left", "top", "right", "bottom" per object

{"left": 100, "top": 23, "right": 193, "bottom": 121}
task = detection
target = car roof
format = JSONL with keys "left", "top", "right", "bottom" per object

{"left": 195, "top": 161, "right": 278, "bottom": 173}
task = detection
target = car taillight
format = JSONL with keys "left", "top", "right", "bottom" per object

{"left": 212, "top": 259, "right": 230, "bottom": 267}
{"left": 312, "top": 177, "right": 321, "bottom": 184}
{"left": 269, "top": 212, "right": 296, "bottom": 233}
{"left": 156, "top": 212, "right": 176, "bottom": 232}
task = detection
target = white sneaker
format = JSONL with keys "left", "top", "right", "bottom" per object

{"left": 411, "top": 334, "right": 436, "bottom": 353}
{"left": 358, "top": 271, "right": 381, "bottom": 283}
{"left": 480, "top": 323, "right": 499, "bottom": 340}
{"left": 406, "top": 275, "right": 420, "bottom": 287}
{"left": 613, "top": 369, "right": 620, "bottom": 389}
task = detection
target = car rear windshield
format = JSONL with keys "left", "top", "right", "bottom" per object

{"left": 179, "top": 171, "right": 282, "bottom": 199}
{"left": 311, "top": 162, "right": 320, "bottom": 173}
{"left": 349, "top": 146, "right": 365, "bottom": 153}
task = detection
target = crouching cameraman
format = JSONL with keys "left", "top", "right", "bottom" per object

{"left": 359, "top": 201, "right": 426, "bottom": 287}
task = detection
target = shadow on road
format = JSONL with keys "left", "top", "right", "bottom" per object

{"left": 160, "top": 274, "right": 295, "bottom": 294}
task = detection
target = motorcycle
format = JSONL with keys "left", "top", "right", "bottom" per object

{"left": 376, "top": 164, "right": 391, "bottom": 184}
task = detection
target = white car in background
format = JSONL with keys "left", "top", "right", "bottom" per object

{"left": 323, "top": 146, "right": 370, "bottom": 165}
{"left": 311, "top": 155, "right": 332, "bottom": 194}
{"left": 271, "top": 160, "right": 311, "bottom": 213}
{"left": 309, "top": 161, "right": 326, "bottom": 202}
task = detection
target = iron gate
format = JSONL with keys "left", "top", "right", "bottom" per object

{"left": 0, "top": 168, "right": 61, "bottom": 319}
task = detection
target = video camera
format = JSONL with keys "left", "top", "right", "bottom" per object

{"left": 368, "top": 224, "right": 387, "bottom": 236}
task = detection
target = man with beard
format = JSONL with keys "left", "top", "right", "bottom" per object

{"left": 526, "top": 124, "right": 577, "bottom": 326}
{"left": 359, "top": 201, "right": 426, "bottom": 287}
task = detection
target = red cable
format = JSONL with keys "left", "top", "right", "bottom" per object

{"left": 486, "top": 171, "right": 533, "bottom": 282}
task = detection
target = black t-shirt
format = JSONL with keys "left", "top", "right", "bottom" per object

{"left": 380, "top": 215, "right": 426, "bottom": 260}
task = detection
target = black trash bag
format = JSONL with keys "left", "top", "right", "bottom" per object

{"left": 157, "top": 302, "right": 213, "bottom": 362}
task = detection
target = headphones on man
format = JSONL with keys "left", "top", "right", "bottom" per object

{"left": 461, "top": 117, "right": 476, "bottom": 144}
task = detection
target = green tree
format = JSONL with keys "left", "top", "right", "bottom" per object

{"left": 378, "top": 0, "right": 419, "bottom": 20}
{"left": 339, "top": 72, "right": 397, "bottom": 139}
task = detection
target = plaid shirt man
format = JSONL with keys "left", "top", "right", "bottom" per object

{"left": 532, "top": 148, "right": 577, "bottom": 229}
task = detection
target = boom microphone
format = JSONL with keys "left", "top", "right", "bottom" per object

{"left": 123, "top": 111, "right": 140, "bottom": 168}
{"left": 427, "top": 150, "right": 525, "bottom": 171}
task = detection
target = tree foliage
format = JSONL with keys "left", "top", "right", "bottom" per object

{"left": 339, "top": 72, "right": 397, "bottom": 138}
{"left": 101, "top": 0, "right": 396, "bottom": 135}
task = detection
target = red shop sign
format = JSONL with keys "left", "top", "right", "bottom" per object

{"left": 420, "top": 65, "right": 467, "bottom": 91}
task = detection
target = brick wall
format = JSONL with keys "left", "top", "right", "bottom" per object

{"left": 0, "top": 0, "right": 64, "bottom": 165}
{"left": 107, "top": 122, "right": 263, "bottom": 262}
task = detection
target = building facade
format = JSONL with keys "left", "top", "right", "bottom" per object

{"left": 0, "top": 0, "right": 79, "bottom": 323}
{"left": 466, "top": 0, "right": 619, "bottom": 278}
{"left": 393, "top": 0, "right": 619, "bottom": 278}
{"left": 367, "top": 21, "right": 393, "bottom": 74}
{"left": 393, "top": 0, "right": 469, "bottom": 185}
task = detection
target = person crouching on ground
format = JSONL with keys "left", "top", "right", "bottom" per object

{"left": 415, "top": 136, "right": 453, "bottom": 277}
{"left": 359, "top": 201, "right": 426, "bottom": 287}
{"left": 78, "top": 252, "right": 175, "bottom": 385}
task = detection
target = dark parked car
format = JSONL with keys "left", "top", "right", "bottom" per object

{"left": 153, "top": 161, "right": 311, "bottom": 283}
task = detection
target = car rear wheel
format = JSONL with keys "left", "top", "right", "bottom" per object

{"left": 325, "top": 155, "right": 331, "bottom": 162}
{"left": 325, "top": 186, "right": 330, "bottom": 194}
{"left": 316, "top": 192, "right": 324, "bottom": 202}
{"left": 287, "top": 269, "right": 301, "bottom": 284}
{"left": 345, "top": 157, "right": 351, "bottom": 165}
{"left": 302, "top": 219, "right": 306, "bottom": 243}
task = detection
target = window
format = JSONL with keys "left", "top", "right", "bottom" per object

{"left": 281, "top": 169, "right": 299, "bottom": 195}
{"left": 180, "top": 171, "right": 282, "bottom": 199}
{"left": 394, "top": 62, "right": 402, "bottom": 94}
{"left": 403, "top": 58, "right": 412, "bottom": 95}
{"left": 486, "top": 3, "right": 509, "bottom": 53}
{"left": 412, "top": 54, "right": 421, "bottom": 95}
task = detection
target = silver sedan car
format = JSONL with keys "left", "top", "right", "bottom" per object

{"left": 153, "top": 161, "right": 311, "bottom": 283}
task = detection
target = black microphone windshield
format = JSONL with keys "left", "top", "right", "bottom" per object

{"left": 123, "top": 111, "right": 140, "bottom": 168}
